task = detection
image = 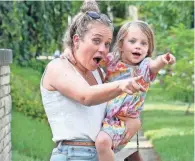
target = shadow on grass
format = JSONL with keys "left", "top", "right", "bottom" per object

{"left": 152, "top": 134, "right": 194, "bottom": 161}
{"left": 11, "top": 110, "right": 55, "bottom": 161}
{"left": 142, "top": 109, "right": 193, "bottom": 131}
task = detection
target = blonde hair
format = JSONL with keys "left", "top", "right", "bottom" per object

{"left": 113, "top": 20, "right": 154, "bottom": 59}
{"left": 63, "top": 1, "right": 113, "bottom": 50}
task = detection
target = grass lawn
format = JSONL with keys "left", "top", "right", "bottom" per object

{"left": 11, "top": 110, "right": 55, "bottom": 161}
{"left": 13, "top": 150, "right": 44, "bottom": 161}
{"left": 142, "top": 103, "right": 194, "bottom": 161}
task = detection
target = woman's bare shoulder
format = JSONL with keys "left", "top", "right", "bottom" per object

{"left": 47, "top": 58, "right": 74, "bottom": 73}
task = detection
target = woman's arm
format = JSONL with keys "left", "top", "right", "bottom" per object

{"left": 45, "top": 58, "right": 146, "bottom": 106}
{"left": 149, "top": 52, "right": 176, "bottom": 74}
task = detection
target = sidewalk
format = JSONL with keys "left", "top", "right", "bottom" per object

{"left": 115, "top": 129, "right": 160, "bottom": 161}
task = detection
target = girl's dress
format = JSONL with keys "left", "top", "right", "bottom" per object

{"left": 100, "top": 54, "right": 156, "bottom": 148}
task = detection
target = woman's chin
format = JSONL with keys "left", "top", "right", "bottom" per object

{"left": 86, "top": 65, "right": 97, "bottom": 71}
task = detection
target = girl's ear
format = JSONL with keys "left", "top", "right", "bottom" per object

{"left": 118, "top": 40, "right": 124, "bottom": 52}
{"left": 73, "top": 34, "right": 80, "bottom": 49}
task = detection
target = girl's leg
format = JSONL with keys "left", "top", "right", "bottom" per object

{"left": 95, "top": 131, "right": 114, "bottom": 161}
{"left": 120, "top": 118, "right": 141, "bottom": 145}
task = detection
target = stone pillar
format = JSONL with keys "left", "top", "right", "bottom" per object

{"left": 0, "top": 49, "right": 13, "bottom": 161}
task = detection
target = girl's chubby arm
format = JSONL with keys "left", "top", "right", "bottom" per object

{"left": 43, "top": 58, "right": 146, "bottom": 106}
{"left": 99, "top": 52, "right": 115, "bottom": 73}
{"left": 149, "top": 52, "right": 176, "bottom": 75}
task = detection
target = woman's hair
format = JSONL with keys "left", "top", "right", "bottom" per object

{"left": 113, "top": 20, "right": 154, "bottom": 59}
{"left": 63, "top": 1, "right": 113, "bottom": 50}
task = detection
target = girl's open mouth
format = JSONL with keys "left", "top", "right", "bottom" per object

{"left": 132, "top": 52, "right": 141, "bottom": 56}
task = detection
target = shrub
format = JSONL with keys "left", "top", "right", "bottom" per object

{"left": 11, "top": 64, "right": 46, "bottom": 120}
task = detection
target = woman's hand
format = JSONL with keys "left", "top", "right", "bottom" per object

{"left": 161, "top": 52, "right": 176, "bottom": 65}
{"left": 60, "top": 48, "right": 77, "bottom": 64}
{"left": 118, "top": 76, "right": 146, "bottom": 95}
{"left": 119, "top": 118, "right": 141, "bottom": 145}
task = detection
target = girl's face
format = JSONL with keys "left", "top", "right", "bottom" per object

{"left": 74, "top": 22, "right": 112, "bottom": 71}
{"left": 120, "top": 25, "right": 149, "bottom": 65}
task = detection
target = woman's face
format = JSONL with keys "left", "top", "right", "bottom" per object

{"left": 74, "top": 22, "right": 113, "bottom": 71}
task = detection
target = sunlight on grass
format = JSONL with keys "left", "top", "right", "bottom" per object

{"left": 144, "top": 103, "right": 194, "bottom": 112}
{"left": 142, "top": 103, "right": 194, "bottom": 161}
{"left": 145, "top": 127, "right": 193, "bottom": 140}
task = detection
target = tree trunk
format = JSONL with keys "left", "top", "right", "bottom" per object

{"left": 185, "top": 102, "right": 192, "bottom": 115}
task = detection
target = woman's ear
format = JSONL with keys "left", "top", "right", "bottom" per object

{"left": 73, "top": 34, "right": 80, "bottom": 49}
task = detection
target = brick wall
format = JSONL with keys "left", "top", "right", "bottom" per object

{"left": 0, "top": 49, "right": 12, "bottom": 161}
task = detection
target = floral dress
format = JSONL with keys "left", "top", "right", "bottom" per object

{"left": 100, "top": 53, "right": 156, "bottom": 148}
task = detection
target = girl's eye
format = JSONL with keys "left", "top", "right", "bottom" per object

{"left": 141, "top": 42, "right": 148, "bottom": 46}
{"left": 128, "top": 39, "right": 136, "bottom": 44}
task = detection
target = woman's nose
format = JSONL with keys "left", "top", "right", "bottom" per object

{"left": 98, "top": 44, "right": 108, "bottom": 54}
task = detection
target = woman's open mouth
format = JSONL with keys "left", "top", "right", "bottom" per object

{"left": 93, "top": 56, "right": 102, "bottom": 65}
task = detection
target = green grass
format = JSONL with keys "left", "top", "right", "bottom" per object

{"left": 13, "top": 150, "right": 44, "bottom": 161}
{"left": 10, "top": 63, "right": 42, "bottom": 87}
{"left": 142, "top": 103, "right": 194, "bottom": 161}
{"left": 11, "top": 110, "right": 55, "bottom": 161}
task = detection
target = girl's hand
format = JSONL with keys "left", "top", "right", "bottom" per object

{"left": 161, "top": 52, "right": 176, "bottom": 65}
{"left": 60, "top": 48, "right": 77, "bottom": 64}
{"left": 119, "top": 76, "right": 146, "bottom": 95}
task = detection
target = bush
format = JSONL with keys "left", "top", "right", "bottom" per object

{"left": 28, "top": 58, "right": 50, "bottom": 74}
{"left": 11, "top": 64, "right": 46, "bottom": 120}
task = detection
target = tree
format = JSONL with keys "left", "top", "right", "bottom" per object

{"left": 157, "top": 24, "right": 194, "bottom": 111}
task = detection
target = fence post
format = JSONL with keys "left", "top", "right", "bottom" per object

{"left": 0, "top": 49, "right": 13, "bottom": 161}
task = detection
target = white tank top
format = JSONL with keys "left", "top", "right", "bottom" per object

{"left": 40, "top": 64, "right": 107, "bottom": 142}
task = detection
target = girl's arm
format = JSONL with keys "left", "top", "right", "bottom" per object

{"left": 149, "top": 52, "right": 176, "bottom": 74}
{"left": 99, "top": 52, "right": 116, "bottom": 73}
{"left": 44, "top": 58, "right": 146, "bottom": 106}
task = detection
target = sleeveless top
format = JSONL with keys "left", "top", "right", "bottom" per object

{"left": 40, "top": 62, "right": 107, "bottom": 142}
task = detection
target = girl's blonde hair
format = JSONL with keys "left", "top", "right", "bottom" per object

{"left": 63, "top": 1, "right": 113, "bottom": 50}
{"left": 113, "top": 20, "right": 154, "bottom": 59}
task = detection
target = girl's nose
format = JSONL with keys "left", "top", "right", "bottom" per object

{"left": 135, "top": 43, "right": 141, "bottom": 49}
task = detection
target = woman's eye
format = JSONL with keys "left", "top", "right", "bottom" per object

{"left": 93, "top": 39, "right": 100, "bottom": 44}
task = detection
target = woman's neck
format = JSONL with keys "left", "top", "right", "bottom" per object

{"left": 74, "top": 62, "right": 89, "bottom": 76}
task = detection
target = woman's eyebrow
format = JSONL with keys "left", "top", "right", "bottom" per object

{"left": 92, "top": 34, "right": 103, "bottom": 37}
{"left": 92, "top": 34, "right": 112, "bottom": 41}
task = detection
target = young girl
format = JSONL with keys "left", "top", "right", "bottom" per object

{"left": 62, "top": 20, "right": 176, "bottom": 161}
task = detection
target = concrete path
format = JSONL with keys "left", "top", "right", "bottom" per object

{"left": 115, "top": 129, "right": 160, "bottom": 161}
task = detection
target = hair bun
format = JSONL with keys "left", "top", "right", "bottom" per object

{"left": 80, "top": 1, "right": 100, "bottom": 13}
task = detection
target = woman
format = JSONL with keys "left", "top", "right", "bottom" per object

{"left": 40, "top": 1, "right": 145, "bottom": 161}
